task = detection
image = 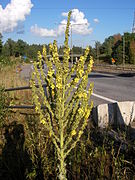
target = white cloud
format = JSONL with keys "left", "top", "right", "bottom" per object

{"left": 93, "top": 18, "right": 99, "bottom": 23}
{"left": 31, "top": 24, "right": 57, "bottom": 37}
{"left": 61, "top": 12, "right": 68, "bottom": 17}
{"left": 0, "top": 0, "right": 33, "bottom": 33}
{"left": 31, "top": 9, "right": 93, "bottom": 37}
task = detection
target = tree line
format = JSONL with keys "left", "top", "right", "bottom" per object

{"left": 97, "top": 32, "right": 135, "bottom": 65}
{"left": 0, "top": 32, "right": 135, "bottom": 64}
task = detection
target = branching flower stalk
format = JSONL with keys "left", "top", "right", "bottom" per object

{"left": 30, "top": 11, "right": 94, "bottom": 180}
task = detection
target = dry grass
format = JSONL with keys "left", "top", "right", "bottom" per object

{"left": 0, "top": 64, "right": 32, "bottom": 106}
{"left": 0, "top": 64, "right": 27, "bottom": 88}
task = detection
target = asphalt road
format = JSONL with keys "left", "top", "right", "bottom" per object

{"left": 89, "top": 72, "right": 135, "bottom": 106}
{"left": 20, "top": 64, "right": 135, "bottom": 106}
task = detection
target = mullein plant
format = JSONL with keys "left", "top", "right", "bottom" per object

{"left": 30, "top": 11, "right": 94, "bottom": 180}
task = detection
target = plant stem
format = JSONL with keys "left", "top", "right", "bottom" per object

{"left": 59, "top": 75, "right": 67, "bottom": 180}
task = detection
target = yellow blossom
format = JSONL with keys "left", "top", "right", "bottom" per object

{"left": 41, "top": 119, "right": 46, "bottom": 125}
{"left": 43, "top": 45, "right": 46, "bottom": 55}
{"left": 84, "top": 109, "right": 90, "bottom": 119}
{"left": 38, "top": 51, "right": 42, "bottom": 59}
{"left": 78, "top": 92, "right": 87, "bottom": 99}
{"left": 78, "top": 69, "right": 84, "bottom": 77}
{"left": 71, "top": 130, "right": 76, "bottom": 136}
{"left": 78, "top": 108, "right": 84, "bottom": 115}
{"left": 87, "top": 57, "right": 94, "bottom": 71}
{"left": 35, "top": 106, "right": 39, "bottom": 112}
{"left": 79, "top": 56, "right": 85, "bottom": 62}
{"left": 51, "top": 84, "right": 55, "bottom": 90}
{"left": 49, "top": 43, "right": 53, "bottom": 51}
{"left": 78, "top": 93, "right": 82, "bottom": 98}
{"left": 58, "top": 97, "right": 62, "bottom": 102}
{"left": 83, "top": 92, "right": 87, "bottom": 99}
{"left": 78, "top": 130, "right": 82, "bottom": 137}
{"left": 48, "top": 70, "right": 54, "bottom": 77}
{"left": 71, "top": 67, "right": 75, "bottom": 72}
{"left": 82, "top": 75, "right": 87, "bottom": 81}
{"left": 52, "top": 90, "right": 54, "bottom": 96}
{"left": 49, "top": 131, "right": 52, "bottom": 137}
{"left": 56, "top": 83, "right": 62, "bottom": 89}
{"left": 74, "top": 77, "right": 79, "bottom": 83}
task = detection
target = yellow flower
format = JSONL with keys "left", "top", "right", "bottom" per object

{"left": 71, "top": 130, "right": 76, "bottom": 136}
{"left": 78, "top": 92, "right": 87, "bottom": 99}
{"left": 51, "top": 84, "right": 55, "bottom": 90}
{"left": 78, "top": 130, "right": 82, "bottom": 137}
{"left": 52, "top": 90, "right": 54, "bottom": 96}
{"left": 82, "top": 75, "right": 87, "bottom": 81}
{"left": 71, "top": 67, "right": 75, "bottom": 73}
{"left": 57, "top": 76, "right": 62, "bottom": 82}
{"left": 41, "top": 119, "right": 46, "bottom": 125}
{"left": 85, "top": 47, "right": 90, "bottom": 52}
{"left": 48, "top": 70, "right": 54, "bottom": 77}
{"left": 49, "top": 131, "right": 52, "bottom": 137}
{"left": 83, "top": 92, "right": 87, "bottom": 99}
{"left": 49, "top": 43, "right": 53, "bottom": 51}
{"left": 38, "top": 51, "right": 42, "bottom": 59}
{"left": 79, "top": 56, "right": 84, "bottom": 62}
{"left": 87, "top": 58, "right": 94, "bottom": 71}
{"left": 56, "top": 83, "right": 62, "bottom": 89}
{"left": 84, "top": 110, "right": 90, "bottom": 119}
{"left": 35, "top": 106, "right": 39, "bottom": 112}
{"left": 43, "top": 45, "right": 46, "bottom": 55}
{"left": 78, "top": 92, "right": 83, "bottom": 98}
{"left": 74, "top": 77, "right": 79, "bottom": 83}
{"left": 78, "top": 108, "right": 84, "bottom": 115}
{"left": 78, "top": 69, "right": 84, "bottom": 77}
{"left": 58, "top": 97, "right": 62, "bottom": 102}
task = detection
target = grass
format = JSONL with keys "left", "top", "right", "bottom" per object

{"left": 0, "top": 61, "right": 28, "bottom": 88}
{"left": 0, "top": 62, "right": 32, "bottom": 106}
{"left": 0, "top": 59, "right": 135, "bottom": 179}
{"left": 0, "top": 111, "right": 135, "bottom": 179}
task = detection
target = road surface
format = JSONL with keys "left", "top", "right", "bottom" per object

{"left": 20, "top": 64, "right": 135, "bottom": 106}
{"left": 88, "top": 72, "right": 135, "bottom": 106}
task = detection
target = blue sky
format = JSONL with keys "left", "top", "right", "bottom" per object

{"left": 0, "top": 0, "right": 135, "bottom": 47}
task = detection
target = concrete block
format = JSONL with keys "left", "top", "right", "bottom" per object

{"left": 94, "top": 103, "right": 115, "bottom": 128}
{"left": 93, "top": 101, "right": 135, "bottom": 128}
{"left": 116, "top": 101, "right": 135, "bottom": 126}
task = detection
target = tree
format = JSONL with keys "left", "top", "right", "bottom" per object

{"left": 25, "top": 44, "right": 43, "bottom": 60}
{"left": 72, "top": 46, "right": 83, "bottom": 54}
{"left": 4, "top": 38, "right": 16, "bottom": 56}
{"left": 15, "top": 39, "right": 27, "bottom": 57}
{"left": 102, "top": 36, "right": 114, "bottom": 56}
{"left": 100, "top": 34, "right": 122, "bottom": 64}
{"left": 112, "top": 32, "right": 135, "bottom": 65}
{"left": 112, "top": 40, "right": 123, "bottom": 64}
{"left": 129, "top": 40, "right": 135, "bottom": 64}
{"left": 113, "top": 34, "right": 122, "bottom": 44}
